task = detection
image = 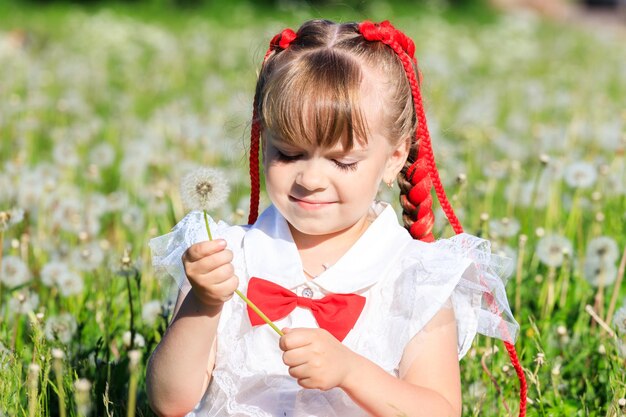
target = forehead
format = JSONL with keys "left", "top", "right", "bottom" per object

{"left": 259, "top": 49, "right": 390, "bottom": 152}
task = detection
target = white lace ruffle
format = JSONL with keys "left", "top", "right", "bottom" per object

{"left": 433, "top": 233, "right": 518, "bottom": 344}
{"left": 149, "top": 211, "right": 235, "bottom": 292}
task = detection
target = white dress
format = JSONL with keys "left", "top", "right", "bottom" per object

{"left": 150, "top": 201, "right": 519, "bottom": 417}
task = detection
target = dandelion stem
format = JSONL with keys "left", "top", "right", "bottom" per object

{"left": 127, "top": 351, "right": 140, "bottom": 417}
{"left": 53, "top": 355, "right": 68, "bottom": 417}
{"left": 125, "top": 272, "right": 136, "bottom": 350}
{"left": 584, "top": 304, "right": 616, "bottom": 339}
{"left": 27, "top": 363, "right": 39, "bottom": 417}
{"left": 235, "top": 289, "right": 283, "bottom": 336}
{"left": 605, "top": 247, "right": 626, "bottom": 327}
{"left": 203, "top": 210, "right": 213, "bottom": 241}
{"left": 203, "top": 216, "right": 282, "bottom": 336}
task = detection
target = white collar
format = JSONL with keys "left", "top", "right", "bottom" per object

{"left": 243, "top": 201, "right": 413, "bottom": 294}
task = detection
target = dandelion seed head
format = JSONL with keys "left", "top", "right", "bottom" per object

{"left": 0, "top": 255, "right": 31, "bottom": 288}
{"left": 57, "top": 270, "right": 84, "bottom": 297}
{"left": 467, "top": 381, "right": 487, "bottom": 400}
{"left": 583, "top": 258, "right": 617, "bottom": 287}
{"left": 51, "top": 348, "right": 65, "bottom": 360}
{"left": 44, "top": 313, "right": 77, "bottom": 344}
{"left": 0, "top": 208, "right": 24, "bottom": 232}
{"left": 128, "top": 349, "right": 142, "bottom": 366}
{"left": 564, "top": 161, "right": 597, "bottom": 189}
{"left": 556, "top": 325, "right": 567, "bottom": 336}
{"left": 618, "top": 398, "right": 626, "bottom": 408}
{"left": 551, "top": 364, "right": 561, "bottom": 376}
{"left": 598, "top": 344, "right": 606, "bottom": 355}
{"left": 7, "top": 292, "right": 39, "bottom": 317}
{"left": 141, "top": 300, "right": 162, "bottom": 326}
{"left": 180, "top": 167, "right": 230, "bottom": 212}
{"left": 71, "top": 242, "right": 105, "bottom": 271}
{"left": 74, "top": 378, "right": 92, "bottom": 393}
{"left": 536, "top": 234, "right": 572, "bottom": 267}
{"left": 28, "top": 363, "right": 40, "bottom": 375}
{"left": 586, "top": 236, "right": 619, "bottom": 263}
{"left": 123, "top": 331, "right": 145, "bottom": 348}
{"left": 41, "top": 261, "right": 70, "bottom": 287}
{"left": 534, "top": 352, "right": 545, "bottom": 366}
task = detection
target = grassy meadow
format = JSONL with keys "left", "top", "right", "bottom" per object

{"left": 0, "top": 1, "right": 625, "bottom": 416}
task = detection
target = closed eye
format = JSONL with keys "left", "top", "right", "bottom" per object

{"left": 275, "top": 150, "right": 303, "bottom": 162}
{"left": 333, "top": 160, "right": 359, "bottom": 172}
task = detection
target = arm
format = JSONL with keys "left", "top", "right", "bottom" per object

{"left": 280, "top": 305, "right": 461, "bottom": 417}
{"left": 146, "top": 239, "right": 238, "bottom": 417}
{"left": 341, "top": 305, "right": 462, "bottom": 417}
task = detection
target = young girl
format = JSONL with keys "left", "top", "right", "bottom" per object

{"left": 147, "top": 19, "right": 526, "bottom": 417}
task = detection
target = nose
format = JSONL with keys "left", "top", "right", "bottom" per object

{"left": 295, "top": 159, "right": 328, "bottom": 191}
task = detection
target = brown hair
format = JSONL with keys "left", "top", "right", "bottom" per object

{"left": 256, "top": 19, "right": 416, "bottom": 152}
{"left": 254, "top": 19, "right": 429, "bottom": 237}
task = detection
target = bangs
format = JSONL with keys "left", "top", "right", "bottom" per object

{"left": 259, "top": 49, "right": 369, "bottom": 150}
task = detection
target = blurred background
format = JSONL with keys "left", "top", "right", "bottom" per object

{"left": 0, "top": 0, "right": 625, "bottom": 416}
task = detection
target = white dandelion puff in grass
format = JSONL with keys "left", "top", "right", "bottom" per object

{"left": 122, "top": 331, "right": 145, "bottom": 348}
{"left": 57, "top": 269, "right": 84, "bottom": 297}
{"left": 613, "top": 304, "right": 626, "bottom": 335}
{"left": 7, "top": 292, "right": 39, "bottom": 317}
{"left": 141, "top": 300, "right": 162, "bottom": 326}
{"left": 583, "top": 258, "right": 617, "bottom": 287}
{"left": 535, "top": 234, "right": 573, "bottom": 267}
{"left": 180, "top": 167, "right": 230, "bottom": 212}
{"left": 585, "top": 236, "right": 619, "bottom": 263}
{"left": 0, "top": 208, "right": 25, "bottom": 232}
{"left": 564, "top": 161, "right": 597, "bottom": 189}
{"left": 0, "top": 255, "right": 32, "bottom": 288}
{"left": 41, "top": 261, "right": 70, "bottom": 287}
{"left": 44, "top": 313, "right": 78, "bottom": 344}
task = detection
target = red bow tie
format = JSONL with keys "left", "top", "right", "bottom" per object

{"left": 246, "top": 277, "right": 366, "bottom": 342}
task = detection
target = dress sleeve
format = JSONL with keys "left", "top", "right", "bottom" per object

{"left": 149, "top": 211, "right": 233, "bottom": 292}
{"left": 406, "top": 233, "right": 519, "bottom": 360}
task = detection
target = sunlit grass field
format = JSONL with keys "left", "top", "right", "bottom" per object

{"left": 0, "top": 1, "right": 625, "bottom": 416}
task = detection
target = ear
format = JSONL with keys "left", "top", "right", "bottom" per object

{"left": 383, "top": 136, "right": 410, "bottom": 183}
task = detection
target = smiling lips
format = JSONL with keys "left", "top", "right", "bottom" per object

{"left": 289, "top": 196, "right": 336, "bottom": 210}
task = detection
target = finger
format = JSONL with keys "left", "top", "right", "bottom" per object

{"left": 207, "top": 273, "right": 239, "bottom": 295}
{"left": 279, "top": 328, "right": 313, "bottom": 352}
{"left": 198, "top": 262, "right": 235, "bottom": 284}
{"left": 184, "top": 240, "right": 227, "bottom": 262}
{"left": 287, "top": 362, "right": 310, "bottom": 380}
{"left": 191, "top": 249, "right": 234, "bottom": 274}
{"left": 282, "top": 347, "right": 309, "bottom": 367}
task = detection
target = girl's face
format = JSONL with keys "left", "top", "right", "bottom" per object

{"left": 263, "top": 67, "right": 408, "bottom": 241}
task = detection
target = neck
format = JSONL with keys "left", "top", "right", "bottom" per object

{"left": 289, "top": 215, "right": 372, "bottom": 273}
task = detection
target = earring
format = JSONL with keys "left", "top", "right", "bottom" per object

{"left": 385, "top": 180, "right": 394, "bottom": 189}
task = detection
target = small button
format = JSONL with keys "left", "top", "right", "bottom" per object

{"left": 301, "top": 288, "right": 314, "bottom": 298}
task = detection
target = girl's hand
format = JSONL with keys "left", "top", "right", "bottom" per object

{"left": 279, "top": 328, "right": 359, "bottom": 391}
{"left": 182, "top": 239, "right": 239, "bottom": 307}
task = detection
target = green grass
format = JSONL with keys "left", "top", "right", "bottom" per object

{"left": 0, "top": 1, "right": 625, "bottom": 416}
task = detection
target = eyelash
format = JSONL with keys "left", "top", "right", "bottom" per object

{"left": 275, "top": 151, "right": 359, "bottom": 172}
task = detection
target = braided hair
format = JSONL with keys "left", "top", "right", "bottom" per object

{"left": 247, "top": 19, "right": 527, "bottom": 416}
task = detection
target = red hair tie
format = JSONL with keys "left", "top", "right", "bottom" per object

{"left": 269, "top": 28, "right": 297, "bottom": 51}
{"left": 358, "top": 20, "right": 416, "bottom": 63}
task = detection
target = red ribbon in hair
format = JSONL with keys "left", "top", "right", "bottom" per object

{"left": 269, "top": 28, "right": 297, "bottom": 51}
{"left": 358, "top": 20, "right": 416, "bottom": 62}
